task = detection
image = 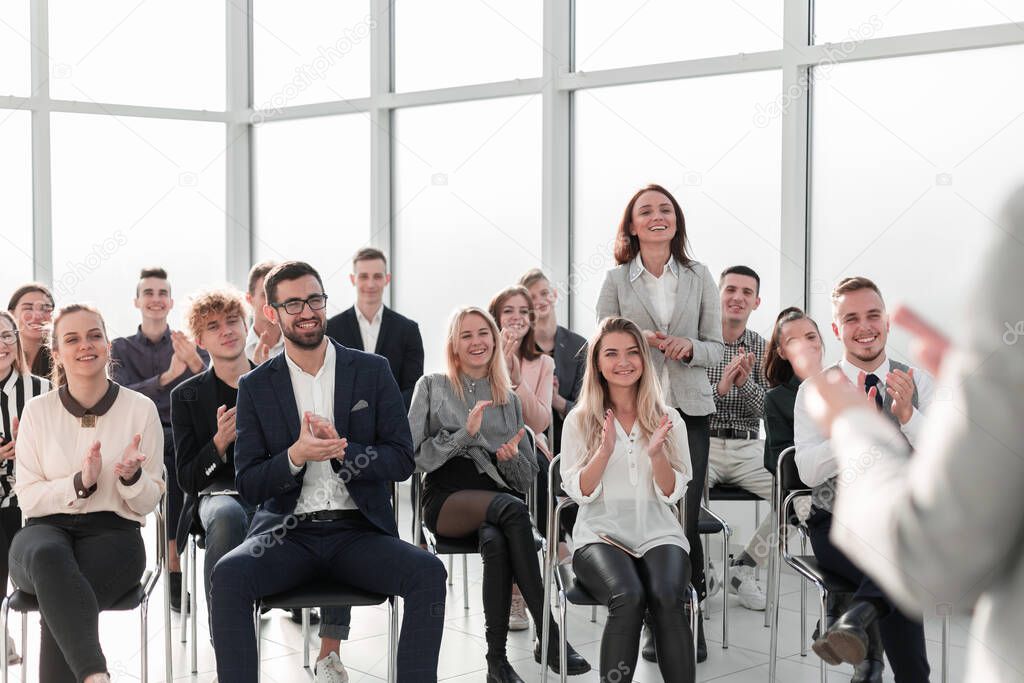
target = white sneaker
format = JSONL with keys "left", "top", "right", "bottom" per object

{"left": 6, "top": 634, "right": 20, "bottom": 665}
{"left": 314, "top": 652, "right": 349, "bottom": 683}
{"left": 705, "top": 560, "right": 721, "bottom": 600}
{"left": 726, "top": 564, "right": 767, "bottom": 611}
{"left": 508, "top": 593, "right": 530, "bottom": 631}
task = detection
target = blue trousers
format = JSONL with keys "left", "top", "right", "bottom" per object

{"left": 210, "top": 514, "right": 446, "bottom": 682}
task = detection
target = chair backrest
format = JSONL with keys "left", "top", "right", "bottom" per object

{"left": 777, "top": 446, "right": 807, "bottom": 496}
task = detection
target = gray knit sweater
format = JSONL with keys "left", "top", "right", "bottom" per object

{"left": 408, "top": 373, "right": 539, "bottom": 494}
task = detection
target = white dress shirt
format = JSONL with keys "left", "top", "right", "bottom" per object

{"left": 794, "top": 356, "right": 934, "bottom": 487}
{"left": 356, "top": 304, "right": 383, "bottom": 354}
{"left": 284, "top": 343, "right": 356, "bottom": 513}
{"left": 632, "top": 255, "right": 678, "bottom": 402}
{"left": 244, "top": 323, "right": 285, "bottom": 363}
{"left": 560, "top": 408, "right": 691, "bottom": 556}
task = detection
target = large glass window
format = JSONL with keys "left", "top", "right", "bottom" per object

{"left": 48, "top": 0, "right": 224, "bottom": 110}
{"left": 253, "top": 0, "right": 372, "bottom": 111}
{"left": 254, "top": 114, "right": 371, "bottom": 317}
{"left": 0, "top": 4, "right": 30, "bottom": 97}
{"left": 50, "top": 114, "right": 226, "bottom": 338}
{"left": 575, "top": 0, "right": 782, "bottom": 72}
{"left": 814, "top": 0, "right": 1024, "bottom": 44}
{"left": 573, "top": 71, "right": 783, "bottom": 341}
{"left": 393, "top": 96, "right": 542, "bottom": 373}
{"left": 0, "top": 111, "right": 34, "bottom": 299}
{"left": 394, "top": 0, "right": 542, "bottom": 92}
{"left": 809, "top": 44, "right": 1024, "bottom": 364}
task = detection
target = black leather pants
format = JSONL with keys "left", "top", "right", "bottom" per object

{"left": 573, "top": 542, "right": 695, "bottom": 683}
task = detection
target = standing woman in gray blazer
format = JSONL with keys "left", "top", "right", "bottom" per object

{"left": 596, "top": 184, "right": 724, "bottom": 614}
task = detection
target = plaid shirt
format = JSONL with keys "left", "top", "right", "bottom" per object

{"left": 707, "top": 328, "right": 767, "bottom": 434}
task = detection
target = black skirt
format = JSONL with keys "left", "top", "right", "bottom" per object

{"left": 422, "top": 456, "right": 504, "bottom": 533}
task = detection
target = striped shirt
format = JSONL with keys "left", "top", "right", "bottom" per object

{"left": 0, "top": 370, "right": 50, "bottom": 508}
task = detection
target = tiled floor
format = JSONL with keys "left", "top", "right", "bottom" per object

{"left": 5, "top": 484, "right": 970, "bottom": 682}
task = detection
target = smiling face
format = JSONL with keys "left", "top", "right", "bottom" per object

{"left": 832, "top": 287, "right": 889, "bottom": 366}
{"left": 13, "top": 291, "right": 53, "bottom": 344}
{"left": 720, "top": 273, "right": 761, "bottom": 327}
{"left": 0, "top": 317, "right": 19, "bottom": 378}
{"left": 597, "top": 330, "right": 644, "bottom": 390}
{"left": 455, "top": 313, "right": 495, "bottom": 375}
{"left": 525, "top": 278, "right": 557, "bottom": 320}
{"left": 265, "top": 275, "right": 327, "bottom": 351}
{"left": 497, "top": 293, "right": 531, "bottom": 340}
{"left": 350, "top": 258, "right": 390, "bottom": 309}
{"left": 629, "top": 190, "right": 677, "bottom": 248}
{"left": 778, "top": 317, "right": 823, "bottom": 380}
{"left": 197, "top": 310, "right": 247, "bottom": 363}
{"left": 134, "top": 277, "right": 173, "bottom": 324}
{"left": 54, "top": 310, "right": 110, "bottom": 382}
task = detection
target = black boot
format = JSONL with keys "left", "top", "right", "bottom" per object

{"left": 533, "top": 639, "right": 591, "bottom": 676}
{"left": 641, "top": 622, "right": 657, "bottom": 662}
{"left": 486, "top": 656, "right": 525, "bottom": 683}
{"left": 850, "top": 621, "right": 884, "bottom": 682}
{"left": 812, "top": 600, "right": 881, "bottom": 666}
{"left": 169, "top": 572, "right": 186, "bottom": 613}
{"left": 696, "top": 613, "right": 707, "bottom": 663}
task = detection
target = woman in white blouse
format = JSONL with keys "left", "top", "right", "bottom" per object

{"left": 561, "top": 316, "right": 695, "bottom": 683}
{"left": 10, "top": 304, "right": 164, "bottom": 683}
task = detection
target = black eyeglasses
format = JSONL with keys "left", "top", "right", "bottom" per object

{"left": 271, "top": 294, "right": 329, "bottom": 315}
{"left": 0, "top": 330, "right": 18, "bottom": 345}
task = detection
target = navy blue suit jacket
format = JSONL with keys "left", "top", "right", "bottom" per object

{"left": 234, "top": 339, "right": 415, "bottom": 538}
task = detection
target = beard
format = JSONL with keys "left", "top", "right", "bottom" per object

{"left": 283, "top": 320, "right": 325, "bottom": 349}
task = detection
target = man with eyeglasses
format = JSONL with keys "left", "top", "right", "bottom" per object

{"left": 210, "top": 261, "right": 445, "bottom": 683}
{"left": 6, "top": 283, "right": 57, "bottom": 379}
{"left": 110, "top": 267, "right": 209, "bottom": 613}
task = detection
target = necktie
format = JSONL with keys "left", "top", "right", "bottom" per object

{"left": 864, "top": 373, "right": 883, "bottom": 411}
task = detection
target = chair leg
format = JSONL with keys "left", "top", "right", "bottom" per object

{"left": 754, "top": 501, "right": 761, "bottom": 582}
{"left": 179, "top": 541, "right": 188, "bottom": 644}
{"left": 254, "top": 605, "right": 262, "bottom": 683}
{"left": 800, "top": 536, "right": 807, "bottom": 657}
{"left": 722, "top": 530, "right": 729, "bottom": 648}
{"left": 140, "top": 600, "right": 149, "bottom": 683}
{"left": 689, "top": 586, "right": 699, "bottom": 660}
{"left": 818, "top": 589, "right": 827, "bottom": 683}
{"left": 189, "top": 536, "right": 198, "bottom": 674}
{"left": 703, "top": 533, "right": 711, "bottom": 621}
{"left": 164, "top": 559, "right": 173, "bottom": 683}
{"left": 942, "top": 613, "right": 950, "bottom": 683}
{"left": 462, "top": 555, "right": 469, "bottom": 610}
{"left": 302, "top": 608, "right": 310, "bottom": 669}
{"left": 557, "top": 592, "right": 568, "bottom": 683}
{"left": 590, "top": 605, "right": 596, "bottom": 623}
{"left": 389, "top": 598, "right": 399, "bottom": 683}
{"left": 768, "top": 548, "right": 784, "bottom": 683}
{"left": 19, "top": 612, "right": 26, "bottom": 683}
{"left": 447, "top": 556, "right": 453, "bottom": 586}
{"left": 1, "top": 597, "right": 8, "bottom": 683}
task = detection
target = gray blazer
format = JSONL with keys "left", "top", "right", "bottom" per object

{"left": 596, "top": 258, "right": 724, "bottom": 416}
{"left": 829, "top": 185, "right": 1024, "bottom": 682}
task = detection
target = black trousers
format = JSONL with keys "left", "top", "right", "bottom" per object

{"left": 0, "top": 505, "right": 22, "bottom": 593}
{"left": 162, "top": 425, "right": 183, "bottom": 542}
{"left": 677, "top": 411, "right": 710, "bottom": 600}
{"left": 9, "top": 512, "right": 145, "bottom": 683}
{"left": 573, "top": 543, "right": 695, "bottom": 683}
{"left": 806, "top": 507, "right": 930, "bottom": 681}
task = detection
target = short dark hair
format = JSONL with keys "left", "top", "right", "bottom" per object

{"left": 352, "top": 247, "right": 387, "bottom": 270}
{"left": 7, "top": 282, "right": 54, "bottom": 312}
{"left": 247, "top": 261, "right": 278, "bottom": 296}
{"left": 137, "top": 267, "right": 170, "bottom": 297}
{"left": 720, "top": 265, "right": 760, "bottom": 295}
{"left": 264, "top": 261, "right": 324, "bottom": 305}
{"left": 831, "top": 276, "right": 884, "bottom": 312}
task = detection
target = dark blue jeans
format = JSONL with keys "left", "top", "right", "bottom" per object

{"left": 806, "top": 507, "right": 930, "bottom": 681}
{"left": 210, "top": 514, "right": 446, "bottom": 682}
{"left": 199, "top": 495, "right": 352, "bottom": 638}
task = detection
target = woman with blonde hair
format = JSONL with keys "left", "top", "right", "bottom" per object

{"left": 10, "top": 304, "right": 164, "bottom": 683}
{"left": 561, "top": 316, "right": 695, "bottom": 683}
{"left": 409, "top": 306, "right": 589, "bottom": 682}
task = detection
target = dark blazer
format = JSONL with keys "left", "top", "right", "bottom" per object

{"left": 234, "top": 339, "right": 415, "bottom": 538}
{"left": 763, "top": 375, "right": 801, "bottom": 475}
{"left": 551, "top": 325, "right": 587, "bottom": 454}
{"left": 326, "top": 306, "right": 424, "bottom": 411}
{"left": 171, "top": 367, "right": 246, "bottom": 549}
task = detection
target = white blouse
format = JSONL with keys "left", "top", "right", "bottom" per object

{"left": 560, "top": 408, "right": 691, "bottom": 556}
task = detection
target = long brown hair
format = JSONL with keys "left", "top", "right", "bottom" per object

{"left": 613, "top": 184, "right": 692, "bottom": 267}
{"left": 49, "top": 304, "right": 111, "bottom": 387}
{"left": 566, "top": 317, "right": 683, "bottom": 474}
{"left": 763, "top": 307, "right": 821, "bottom": 387}
{"left": 444, "top": 307, "right": 512, "bottom": 406}
{"left": 0, "top": 311, "right": 26, "bottom": 376}
{"left": 488, "top": 285, "right": 541, "bottom": 362}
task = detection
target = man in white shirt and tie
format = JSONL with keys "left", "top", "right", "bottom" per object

{"left": 793, "top": 276, "right": 933, "bottom": 682}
